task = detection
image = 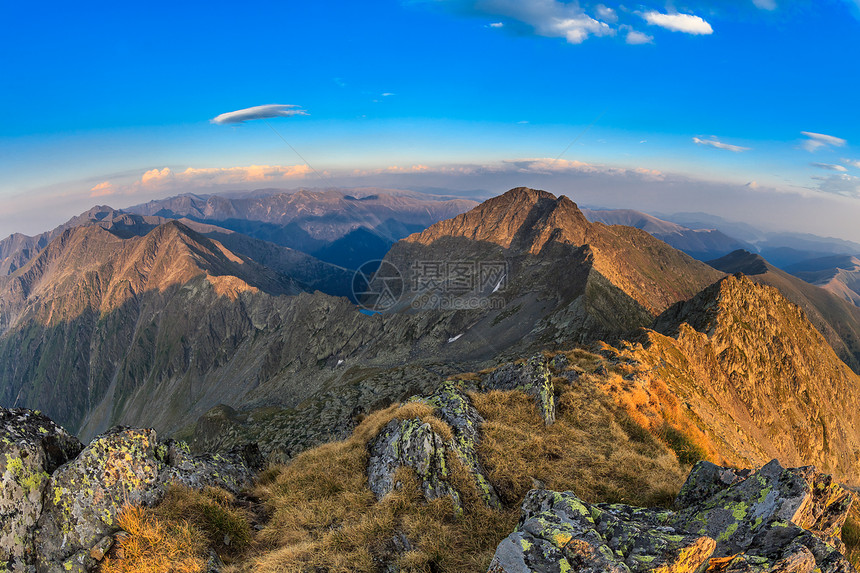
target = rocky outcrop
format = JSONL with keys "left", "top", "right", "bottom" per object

{"left": 489, "top": 459, "right": 856, "bottom": 573}
{"left": 0, "top": 410, "right": 258, "bottom": 572}
{"left": 0, "top": 408, "right": 82, "bottom": 570}
{"left": 367, "top": 382, "right": 500, "bottom": 513}
{"left": 483, "top": 355, "right": 555, "bottom": 425}
{"left": 489, "top": 489, "right": 716, "bottom": 573}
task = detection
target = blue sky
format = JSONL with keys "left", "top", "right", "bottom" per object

{"left": 2, "top": 0, "right": 860, "bottom": 239}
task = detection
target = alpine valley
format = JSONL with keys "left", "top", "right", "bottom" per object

{"left": 3, "top": 187, "right": 860, "bottom": 573}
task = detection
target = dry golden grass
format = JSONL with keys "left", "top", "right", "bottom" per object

{"left": 100, "top": 485, "right": 253, "bottom": 572}
{"left": 232, "top": 370, "right": 690, "bottom": 572}
{"left": 844, "top": 504, "right": 860, "bottom": 569}
{"left": 100, "top": 505, "right": 207, "bottom": 573}
{"left": 473, "top": 385, "right": 685, "bottom": 508}
{"left": 241, "top": 401, "right": 515, "bottom": 572}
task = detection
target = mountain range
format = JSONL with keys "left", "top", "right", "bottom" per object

{"left": 3, "top": 186, "right": 860, "bottom": 570}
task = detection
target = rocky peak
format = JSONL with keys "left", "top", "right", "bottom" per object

{"left": 403, "top": 187, "right": 592, "bottom": 255}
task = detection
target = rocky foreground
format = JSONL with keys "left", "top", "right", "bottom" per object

{"left": 0, "top": 408, "right": 260, "bottom": 572}
{"left": 1, "top": 354, "right": 857, "bottom": 572}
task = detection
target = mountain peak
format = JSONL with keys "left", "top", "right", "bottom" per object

{"left": 403, "top": 187, "right": 591, "bottom": 254}
{"left": 707, "top": 249, "right": 769, "bottom": 276}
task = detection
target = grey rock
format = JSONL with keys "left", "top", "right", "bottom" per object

{"left": 368, "top": 417, "right": 461, "bottom": 511}
{"left": 0, "top": 408, "right": 82, "bottom": 570}
{"left": 484, "top": 355, "right": 555, "bottom": 425}
{"left": 35, "top": 427, "right": 163, "bottom": 568}
{"left": 158, "top": 439, "right": 259, "bottom": 495}
{"left": 489, "top": 460, "right": 857, "bottom": 573}
{"left": 488, "top": 489, "right": 715, "bottom": 573}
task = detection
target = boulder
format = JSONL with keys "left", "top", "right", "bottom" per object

{"left": 34, "top": 427, "right": 262, "bottom": 568}
{"left": 158, "top": 439, "right": 262, "bottom": 495}
{"left": 34, "top": 426, "right": 163, "bottom": 567}
{"left": 368, "top": 417, "right": 462, "bottom": 511}
{"left": 367, "top": 382, "right": 501, "bottom": 514}
{"left": 0, "top": 408, "right": 82, "bottom": 570}
{"left": 484, "top": 355, "right": 555, "bottom": 425}
{"left": 489, "top": 460, "right": 856, "bottom": 573}
{"left": 670, "top": 459, "right": 853, "bottom": 562}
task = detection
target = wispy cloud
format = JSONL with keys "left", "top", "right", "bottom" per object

{"left": 625, "top": 30, "right": 653, "bottom": 44}
{"left": 752, "top": 0, "right": 777, "bottom": 10}
{"left": 210, "top": 104, "right": 308, "bottom": 125}
{"left": 811, "top": 163, "right": 848, "bottom": 172}
{"left": 693, "top": 137, "right": 750, "bottom": 152}
{"left": 438, "top": 0, "right": 613, "bottom": 44}
{"left": 139, "top": 165, "right": 313, "bottom": 187}
{"left": 488, "top": 21, "right": 504, "bottom": 27}
{"left": 89, "top": 181, "right": 115, "bottom": 198}
{"left": 812, "top": 173, "right": 860, "bottom": 198}
{"left": 643, "top": 11, "right": 713, "bottom": 35}
{"left": 801, "top": 131, "right": 847, "bottom": 152}
{"left": 843, "top": 158, "right": 860, "bottom": 169}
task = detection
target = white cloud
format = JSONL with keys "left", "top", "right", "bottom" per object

{"left": 141, "top": 167, "right": 172, "bottom": 185}
{"left": 811, "top": 163, "right": 848, "bottom": 172}
{"left": 440, "top": 0, "right": 613, "bottom": 44}
{"left": 643, "top": 11, "right": 713, "bottom": 35}
{"left": 693, "top": 137, "right": 750, "bottom": 152}
{"left": 752, "top": 0, "right": 777, "bottom": 10}
{"left": 626, "top": 30, "right": 653, "bottom": 44}
{"left": 210, "top": 104, "right": 308, "bottom": 125}
{"left": 595, "top": 4, "right": 618, "bottom": 23}
{"left": 801, "top": 131, "right": 847, "bottom": 152}
{"left": 488, "top": 21, "right": 504, "bottom": 27}
{"left": 381, "top": 92, "right": 395, "bottom": 97}
{"left": 843, "top": 158, "right": 860, "bottom": 168}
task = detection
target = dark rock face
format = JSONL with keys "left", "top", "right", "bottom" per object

{"left": 489, "top": 460, "right": 856, "bottom": 573}
{"left": 0, "top": 408, "right": 82, "bottom": 570}
{"left": 0, "top": 409, "right": 259, "bottom": 572}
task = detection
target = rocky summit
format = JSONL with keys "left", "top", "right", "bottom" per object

{"left": 489, "top": 459, "right": 855, "bottom": 573}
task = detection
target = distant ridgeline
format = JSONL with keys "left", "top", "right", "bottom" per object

{"left": 1, "top": 187, "right": 860, "bottom": 571}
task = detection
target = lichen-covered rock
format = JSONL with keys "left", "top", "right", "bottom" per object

{"left": 489, "top": 460, "right": 856, "bottom": 573}
{"left": 158, "top": 439, "right": 261, "bottom": 495}
{"left": 488, "top": 489, "right": 715, "bottom": 573}
{"left": 423, "top": 382, "right": 501, "bottom": 508}
{"left": 670, "top": 459, "right": 853, "bottom": 563}
{"left": 674, "top": 460, "right": 752, "bottom": 510}
{"left": 367, "top": 382, "right": 501, "bottom": 515}
{"left": 484, "top": 355, "right": 555, "bottom": 425}
{"left": 368, "top": 417, "right": 461, "bottom": 511}
{"left": 0, "top": 408, "right": 82, "bottom": 570}
{"left": 34, "top": 426, "right": 163, "bottom": 567}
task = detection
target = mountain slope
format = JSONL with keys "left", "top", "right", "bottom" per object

{"left": 582, "top": 208, "right": 751, "bottom": 261}
{"left": 613, "top": 274, "right": 860, "bottom": 484}
{"left": 383, "top": 188, "right": 724, "bottom": 344}
{"left": 786, "top": 254, "right": 860, "bottom": 307}
{"left": 709, "top": 249, "right": 860, "bottom": 372}
{"left": 0, "top": 221, "right": 309, "bottom": 434}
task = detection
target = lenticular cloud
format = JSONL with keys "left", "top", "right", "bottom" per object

{"left": 210, "top": 104, "right": 309, "bottom": 125}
